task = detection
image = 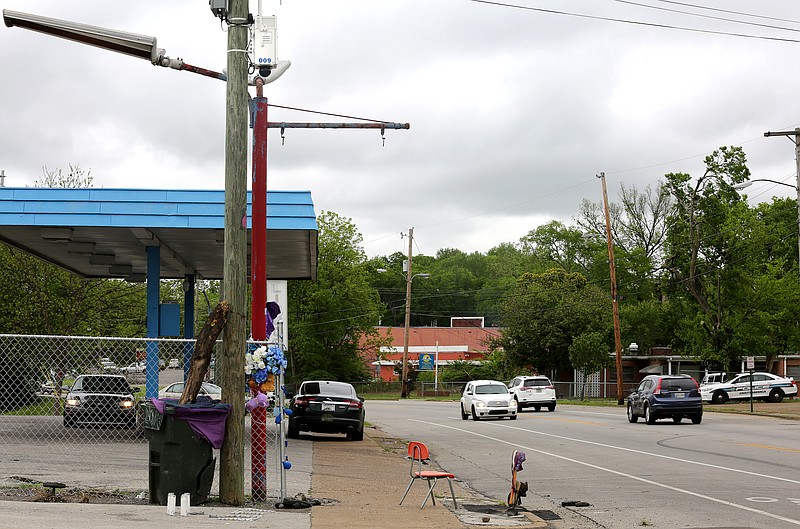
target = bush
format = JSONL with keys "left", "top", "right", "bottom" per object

{"left": 0, "top": 353, "right": 38, "bottom": 411}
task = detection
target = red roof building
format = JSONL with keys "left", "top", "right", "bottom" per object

{"left": 361, "top": 318, "right": 501, "bottom": 381}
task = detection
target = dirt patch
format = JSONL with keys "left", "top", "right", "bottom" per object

{"left": 708, "top": 397, "right": 800, "bottom": 419}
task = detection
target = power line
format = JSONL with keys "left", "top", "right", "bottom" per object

{"left": 470, "top": 0, "right": 800, "bottom": 43}
{"left": 653, "top": 0, "right": 800, "bottom": 25}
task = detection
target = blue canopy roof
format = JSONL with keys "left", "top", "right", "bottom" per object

{"left": 0, "top": 187, "right": 318, "bottom": 280}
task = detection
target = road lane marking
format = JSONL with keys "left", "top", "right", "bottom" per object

{"left": 738, "top": 443, "right": 800, "bottom": 453}
{"left": 412, "top": 419, "right": 800, "bottom": 527}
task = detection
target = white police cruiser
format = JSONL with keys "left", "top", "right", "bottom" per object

{"left": 700, "top": 372, "right": 797, "bottom": 404}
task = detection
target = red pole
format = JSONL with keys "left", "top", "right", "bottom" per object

{"left": 250, "top": 79, "right": 268, "bottom": 502}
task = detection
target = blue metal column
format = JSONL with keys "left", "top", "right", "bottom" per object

{"left": 183, "top": 274, "right": 196, "bottom": 382}
{"left": 146, "top": 246, "right": 160, "bottom": 399}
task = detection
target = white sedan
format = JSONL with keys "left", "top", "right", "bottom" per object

{"left": 700, "top": 372, "right": 797, "bottom": 404}
{"left": 460, "top": 379, "right": 517, "bottom": 421}
{"left": 158, "top": 382, "right": 222, "bottom": 402}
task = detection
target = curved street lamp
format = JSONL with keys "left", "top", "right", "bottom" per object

{"left": 735, "top": 178, "right": 800, "bottom": 274}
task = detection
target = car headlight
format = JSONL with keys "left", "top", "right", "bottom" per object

{"left": 120, "top": 399, "right": 135, "bottom": 409}
{"left": 474, "top": 399, "right": 486, "bottom": 407}
{"left": 65, "top": 397, "right": 80, "bottom": 407}
{"left": 509, "top": 399, "right": 518, "bottom": 408}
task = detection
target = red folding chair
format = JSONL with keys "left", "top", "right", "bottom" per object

{"left": 399, "top": 441, "right": 457, "bottom": 509}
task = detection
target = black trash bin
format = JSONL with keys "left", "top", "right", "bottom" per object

{"left": 141, "top": 399, "right": 225, "bottom": 506}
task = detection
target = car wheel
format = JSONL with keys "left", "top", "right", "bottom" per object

{"left": 533, "top": 405, "right": 541, "bottom": 412}
{"left": 627, "top": 403, "right": 638, "bottom": 423}
{"left": 347, "top": 429, "right": 364, "bottom": 441}
{"left": 712, "top": 390, "right": 728, "bottom": 404}
{"left": 461, "top": 404, "right": 469, "bottom": 420}
{"left": 644, "top": 403, "right": 656, "bottom": 424}
{"left": 691, "top": 413, "right": 702, "bottom": 424}
{"left": 672, "top": 416, "right": 682, "bottom": 424}
{"left": 769, "top": 388, "right": 785, "bottom": 403}
{"left": 471, "top": 405, "right": 480, "bottom": 421}
{"left": 547, "top": 403, "right": 556, "bottom": 412}
{"left": 287, "top": 420, "right": 300, "bottom": 439}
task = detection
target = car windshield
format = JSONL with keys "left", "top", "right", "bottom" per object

{"left": 302, "top": 382, "right": 354, "bottom": 397}
{"left": 523, "top": 379, "right": 550, "bottom": 387}
{"left": 660, "top": 378, "right": 696, "bottom": 391}
{"left": 475, "top": 384, "right": 508, "bottom": 395}
{"left": 77, "top": 376, "right": 130, "bottom": 393}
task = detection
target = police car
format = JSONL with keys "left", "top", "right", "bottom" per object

{"left": 700, "top": 372, "right": 797, "bottom": 404}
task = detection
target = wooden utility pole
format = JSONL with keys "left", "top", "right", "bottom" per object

{"left": 219, "top": 0, "right": 248, "bottom": 506}
{"left": 401, "top": 227, "right": 414, "bottom": 399}
{"left": 598, "top": 172, "right": 625, "bottom": 405}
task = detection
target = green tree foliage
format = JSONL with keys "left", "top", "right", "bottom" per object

{"left": 499, "top": 268, "right": 611, "bottom": 376}
{"left": 287, "top": 211, "right": 385, "bottom": 383}
{"left": 569, "top": 331, "right": 611, "bottom": 400}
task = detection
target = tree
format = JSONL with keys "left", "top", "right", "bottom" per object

{"left": 569, "top": 332, "right": 611, "bottom": 400}
{"left": 286, "top": 211, "right": 385, "bottom": 382}
{"left": 498, "top": 268, "right": 610, "bottom": 377}
{"left": 37, "top": 163, "right": 93, "bottom": 188}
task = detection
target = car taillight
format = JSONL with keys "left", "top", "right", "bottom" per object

{"left": 346, "top": 399, "right": 363, "bottom": 410}
{"left": 546, "top": 385, "right": 554, "bottom": 389}
{"left": 653, "top": 379, "right": 663, "bottom": 395}
{"left": 294, "top": 397, "right": 309, "bottom": 407}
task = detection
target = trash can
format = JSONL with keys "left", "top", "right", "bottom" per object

{"left": 141, "top": 399, "right": 230, "bottom": 506}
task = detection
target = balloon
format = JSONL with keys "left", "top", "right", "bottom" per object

{"left": 282, "top": 460, "right": 292, "bottom": 469}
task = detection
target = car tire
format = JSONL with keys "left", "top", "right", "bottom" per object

{"left": 461, "top": 405, "right": 469, "bottom": 420}
{"left": 627, "top": 403, "right": 638, "bottom": 423}
{"left": 547, "top": 403, "right": 556, "bottom": 412}
{"left": 509, "top": 414, "right": 517, "bottom": 420}
{"left": 347, "top": 429, "right": 364, "bottom": 441}
{"left": 287, "top": 420, "right": 300, "bottom": 439}
{"left": 769, "top": 388, "right": 784, "bottom": 403}
{"left": 712, "top": 390, "right": 728, "bottom": 404}
{"left": 533, "top": 405, "right": 541, "bottom": 412}
{"left": 691, "top": 413, "right": 702, "bottom": 424}
{"left": 644, "top": 403, "right": 656, "bottom": 424}
{"left": 471, "top": 405, "right": 480, "bottom": 421}
{"left": 672, "top": 416, "right": 682, "bottom": 424}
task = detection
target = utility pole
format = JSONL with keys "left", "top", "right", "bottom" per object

{"left": 219, "top": 0, "right": 248, "bottom": 506}
{"left": 763, "top": 128, "right": 800, "bottom": 272}
{"left": 598, "top": 172, "right": 624, "bottom": 405}
{"left": 401, "top": 227, "right": 414, "bottom": 399}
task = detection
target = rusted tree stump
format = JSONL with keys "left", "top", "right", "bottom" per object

{"left": 180, "top": 301, "right": 230, "bottom": 404}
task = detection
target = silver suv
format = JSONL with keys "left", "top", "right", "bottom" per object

{"left": 508, "top": 375, "right": 556, "bottom": 412}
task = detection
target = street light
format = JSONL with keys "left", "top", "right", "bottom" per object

{"left": 734, "top": 178, "right": 800, "bottom": 273}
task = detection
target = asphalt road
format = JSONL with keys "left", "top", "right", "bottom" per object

{"left": 364, "top": 400, "right": 800, "bottom": 529}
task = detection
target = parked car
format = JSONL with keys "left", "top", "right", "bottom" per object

{"left": 120, "top": 362, "right": 146, "bottom": 374}
{"left": 287, "top": 381, "right": 365, "bottom": 441}
{"left": 508, "top": 375, "right": 556, "bottom": 412}
{"left": 168, "top": 359, "right": 181, "bottom": 369}
{"left": 158, "top": 381, "right": 222, "bottom": 402}
{"left": 701, "top": 372, "right": 726, "bottom": 386}
{"left": 63, "top": 374, "right": 139, "bottom": 428}
{"left": 460, "top": 380, "right": 518, "bottom": 421}
{"left": 627, "top": 374, "right": 703, "bottom": 425}
{"left": 700, "top": 372, "right": 797, "bottom": 404}
{"left": 99, "top": 358, "right": 118, "bottom": 372}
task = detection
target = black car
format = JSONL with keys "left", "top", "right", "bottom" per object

{"left": 287, "top": 381, "right": 365, "bottom": 441}
{"left": 627, "top": 374, "right": 703, "bottom": 425}
{"left": 63, "top": 374, "right": 140, "bottom": 428}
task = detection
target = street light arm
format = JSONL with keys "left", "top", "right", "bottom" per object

{"left": 734, "top": 178, "right": 798, "bottom": 191}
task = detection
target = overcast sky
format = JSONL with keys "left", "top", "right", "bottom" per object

{"left": 2, "top": 1, "right": 799, "bottom": 259}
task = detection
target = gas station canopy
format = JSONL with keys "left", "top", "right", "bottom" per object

{"left": 0, "top": 187, "right": 317, "bottom": 281}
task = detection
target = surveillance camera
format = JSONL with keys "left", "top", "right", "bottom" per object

{"left": 258, "top": 65, "right": 273, "bottom": 78}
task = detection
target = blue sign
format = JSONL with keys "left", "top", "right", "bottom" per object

{"left": 418, "top": 353, "right": 435, "bottom": 371}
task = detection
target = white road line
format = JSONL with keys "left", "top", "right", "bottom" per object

{"left": 413, "top": 419, "right": 800, "bottom": 526}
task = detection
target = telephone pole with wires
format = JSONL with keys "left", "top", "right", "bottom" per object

{"left": 763, "top": 128, "right": 800, "bottom": 272}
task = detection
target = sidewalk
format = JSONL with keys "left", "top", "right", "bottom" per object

{"left": 0, "top": 427, "right": 547, "bottom": 529}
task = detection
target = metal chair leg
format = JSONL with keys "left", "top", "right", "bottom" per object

{"left": 399, "top": 477, "right": 415, "bottom": 505}
{"left": 421, "top": 477, "right": 437, "bottom": 509}
{"left": 447, "top": 478, "right": 457, "bottom": 510}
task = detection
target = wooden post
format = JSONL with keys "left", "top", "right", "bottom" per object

{"left": 219, "top": 0, "right": 249, "bottom": 506}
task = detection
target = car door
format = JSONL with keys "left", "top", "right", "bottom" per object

{"left": 631, "top": 379, "right": 650, "bottom": 413}
{"left": 730, "top": 375, "right": 750, "bottom": 399}
{"left": 462, "top": 382, "right": 474, "bottom": 409}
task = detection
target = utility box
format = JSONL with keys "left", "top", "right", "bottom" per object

{"left": 252, "top": 15, "right": 277, "bottom": 68}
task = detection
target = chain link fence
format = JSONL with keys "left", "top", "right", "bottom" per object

{"left": 0, "top": 334, "right": 285, "bottom": 502}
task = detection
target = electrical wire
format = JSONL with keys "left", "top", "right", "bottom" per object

{"left": 652, "top": 0, "right": 800, "bottom": 25}
{"left": 470, "top": 0, "right": 800, "bottom": 43}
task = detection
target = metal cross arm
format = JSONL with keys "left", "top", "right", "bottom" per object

{"left": 266, "top": 122, "right": 410, "bottom": 129}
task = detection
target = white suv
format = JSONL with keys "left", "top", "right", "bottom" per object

{"left": 508, "top": 375, "right": 557, "bottom": 412}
